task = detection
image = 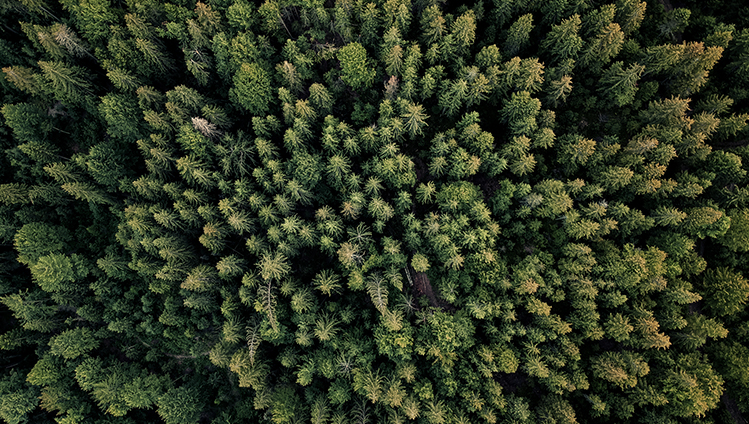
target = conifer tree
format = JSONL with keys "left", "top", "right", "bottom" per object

{"left": 541, "top": 15, "right": 584, "bottom": 63}
{"left": 1, "top": 1, "right": 748, "bottom": 423}
{"left": 230, "top": 62, "right": 273, "bottom": 115}
{"left": 338, "top": 42, "right": 376, "bottom": 91}
{"left": 504, "top": 14, "right": 534, "bottom": 57}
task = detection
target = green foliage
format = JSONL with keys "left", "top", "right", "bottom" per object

{"left": 699, "top": 268, "right": 749, "bottom": 316}
{"left": 230, "top": 62, "right": 272, "bottom": 115}
{"left": 598, "top": 62, "right": 645, "bottom": 107}
{"left": 500, "top": 91, "right": 542, "bottom": 136}
{"left": 14, "top": 222, "right": 71, "bottom": 266}
{"left": 1, "top": 103, "right": 53, "bottom": 144}
{"left": 682, "top": 206, "right": 731, "bottom": 239}
{"left": 1, "top": 1, "right": 748, "bottom": 423}
{"left": 541, "top": 14, "right": 583, "bottom": 63}
{"left": 661, "top": 353, "right": 724, "bottom": 418}
{"left": 0, "top": 371, "right": 39, "bottom": 424}
{"left": 337, "top": 42, "right": 375, "bottom": 91}
{"left": 504, "top": 14, "right": 534, "bottom": 57}
{"left": 99, "top": 93, "right": 143, "bottom": 140}
{"left": 29, "top": 253, "right": 80, "bottom": 292}
{"left": 717, "top": 208, "right": 749, "bottom": 251}
{"left": 157, "top": 387, "right": 203, "bottom": 424}
{"left": 49, "top": 327, "right": 99, "bottom": 359}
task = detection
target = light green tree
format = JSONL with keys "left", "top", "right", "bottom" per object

{"left": 157, "top": 387, "right": 203, "bottom": 424}
{"left": 49, "top": 327, "right": 99, "bottom": 359}
{"left": 540, "top": 15, "right": 583, "bottom": 63}
{"left": 338, "top": 42, "right": 375, "bottom": 91}
{"left": 504, "top": 14, "right": 534, "bottom": 57}
{"left": 230, "top": 62, "right": 273, "bottom": 115}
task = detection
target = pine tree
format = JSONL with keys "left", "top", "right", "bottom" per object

{"left": 400, "top": 100, "right": 429, "bottom": 138}
{"left": 616, "top": 0, "right": 647, "bottom": 36}
{"left": 591, "top": 351, "right": 648, "bottom": 389}
{"left": 419, "top": 5, "right": 446, "bottom": 46}
{"left": 100, "top": 93, "right": 146, "bottom": 140}
{"left": 2, "top": 66, "right": 42, "bottom": 95}
{"left": 52, "top": 23, "right": 91, "bottom": 58}
{"left": 308, "top": 83, "right": 332, "bottom": 114}
{"left": 230, "top": 62, "right": 273, "bottom": 115}
{"left": 699, "top": 268, "right": 749, "bottom": 316}
{"left": 545, "top": 75, "right": 573, "bottom": 107}
{"left": 503, "top": 14, "right": 534, "bottom": 57}
{"left": 48, "top": 328, "right": 99, "bottom": 359}
{"left": 337, "top": 42, "right": 376, "bottom": 91}
{"left": 500, "top": 91, "right": 542, "bottom": 136}
{"left": 37, "top": 61, "right": 92, "bottom": 103}
{"left": 598, "top": 62, "right": 645, "bottom": 106}
{"left": 603, "top": 313, "right": 634, "bottom": 342}
{"left": 582, "top": 4, "right": 616, "bottom": 37}
{"left": 354, "top": 367, "right": 383, "bottom": 404}
{"left": 134, "top": 38, "right": 173, "bottom": 74}
{"left": 540, "top": 15, "right": 583, "bottom": 63}
{"left": 579, "top": 23, "right": 625, "bottom": 69}
{"left": 0, "top": 371, "right": 39, "bottom": 424}
{"left": 659, "top": 8, "right": 690, "bottom": 42}
{"left": 450, "top": 10, "right": 476, "bottom": 56}
{"left": 156, "top": 387, "right": 203, "bottom": 424}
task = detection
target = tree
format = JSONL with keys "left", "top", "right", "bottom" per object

{"left": 49, "top": 327, "right": 99, "bottom": 359}
{"left": 230, "top": 62, "right": 273, "bottom": 115}
{"left": 604, "top": 313, "right": 634, "bottom": 342}
{"left": 1, "top": 103, "right": 54, "bottom": 145}
{"left": 500, "top": 91, "right": 542, "bottom": 136}
{"left": 659, "top": 8, "right": 690, "bottom": 42}
{"left": 643, "top": 42, "right": 724, "bottom": 96}
{"left": 717, "top": 208, "right": 749, "bottom": 251}
{"left": 3, "top": 66, "right": 43, "bottom": 95}
{"left": 536, "top": 396, "right": 577, "bottom": 424}
{"left": 651, "top": 206, "right": 687, "bottom": 227}
{"left": 58, "top": 0, "right": 117, "bottom": 42}
{"left": 540, "top": 15, "right": 583, "bottom": 63}
{"left": 580, "top": 23, "right": 625, "bottom": 69}
{"left": 0, "top": 371, "right": 39, "bottom": 424}
{"left": 504, "top": 14, "right": 534, "bottom": 57}
{"left": 14, "top": 222, "right": 71, "bottom": 266}
{"left": 728, "top": 28, "right": 749, "bottom": 81}
{"left": 598, "top": 62, "right": 644, "bottom": 107}
{"left": 699, "top": 268, "right": 749, "bottom": 317}
{"left": 29, "top": 253, "right": 82, "bottom": 293}
{"left": 337, "top": 42, "right": 375, "bottom": 91}
{"left": 175, "top": 155, "right": 214, "bottom": 188}
{"left": 400, "top": 100, "right": 429, "bottom": 138}
{"left": 559, "top": 134, "right": 596, "bottom": 171}
{"left": 99, "top": 93, "right": 144, "bottom": 140}
{"left": 258, "top": 251, "right": 290, "bottom": 282}
{"left": 545, "top": 75, "right": 573, "bottom": 107}
{"left": 420, "top": 5, "right": 446, "bottom": 46}
{"left": 616, "top": 0, "right": 647, "bottom": 35}
{"left": 107, "top": 67, "right": 140, "bottom": 92}
{"left": 308, "top": 83, "right": 332, "bottom": 114}
{"left": 591, "top": 351, "right": 649, "bottom": 388}
{"left": 157, "top": 387, "right": 203, "bottom": 424}
{"left": 450, "top": 10, "right": 477, "bottom": 55}
{"left": 660, "top": 353, "right": 724, "bottom": 418}
{"left": 682, "top": 206, "right": 730, "bottom": 239}
{"left": 38, "top": 60, "right": 93, "bottom": 104}
{"left": 439, "top": 79, "right": 467, "bottom": 117}
{"left": 582, "top": 4, "right": 616, "bottom": 37}
{"left": 135, "top": 38, "right": 174, "bottom": 74}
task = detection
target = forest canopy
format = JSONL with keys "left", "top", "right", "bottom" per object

{"left": 1, "top": 0, "right": 749, "bottom": 423}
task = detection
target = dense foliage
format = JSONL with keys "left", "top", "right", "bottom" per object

{"left": 1, "top": 0, "right": 749, "bottom": 423}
